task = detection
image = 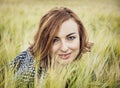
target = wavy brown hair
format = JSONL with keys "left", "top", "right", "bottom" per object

{"left": 29, "top": 7, "right": 93, "bottom": 67}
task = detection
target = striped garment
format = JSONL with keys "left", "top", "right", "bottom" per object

{"left": 10, "top": 48, "right": 45, "bottom": 83}
{"left": 10, "top": 48, "right": 69, "bottom": 88}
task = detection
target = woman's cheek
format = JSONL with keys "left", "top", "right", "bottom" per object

{"left": 51, "top": 44, "right": 60, "bottom": 55}
{"left": 70, "top": 39, "right": 80, "bottom": 49}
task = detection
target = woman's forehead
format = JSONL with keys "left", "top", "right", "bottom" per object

{"left": 55, "top": 19, "right": 79, "bottom": 37}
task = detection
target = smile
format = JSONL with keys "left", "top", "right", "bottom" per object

{"left": 58, "top": 53, "right": 72, "bottom": 60}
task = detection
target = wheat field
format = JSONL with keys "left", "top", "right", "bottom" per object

{"left": 0, "top": 0, "right": 120, "bottom": 88}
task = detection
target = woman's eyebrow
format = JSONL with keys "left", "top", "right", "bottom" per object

{"left": 66, "top": 32, "right": 76, "bottom": 37}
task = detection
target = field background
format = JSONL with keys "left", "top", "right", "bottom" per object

{"left": 0, "top": 0, "right": 120, "bottom": 88}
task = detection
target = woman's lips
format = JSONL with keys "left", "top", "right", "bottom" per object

{"left": 58, "top": 53, "right": 71, "bottom": 59}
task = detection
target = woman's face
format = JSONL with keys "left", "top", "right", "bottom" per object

{"left": 50, "top": 19, "right": 80, "bottom": 65}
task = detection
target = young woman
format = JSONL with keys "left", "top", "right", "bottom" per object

{"left": 10, "top": 7, "right": 93, "bottom": 86}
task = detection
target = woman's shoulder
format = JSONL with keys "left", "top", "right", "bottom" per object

{"left": 10, "top": 48, "right": 35, "bottom": 80}
{"left": 10, "top": 48, "right": 34, "bottom": 67}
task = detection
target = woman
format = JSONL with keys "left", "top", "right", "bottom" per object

{"left": 10, "top": 7, "right": 93, "bottom": 87}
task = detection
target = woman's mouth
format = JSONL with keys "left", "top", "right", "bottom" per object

{"left": 58, "top": 53, "right": 71, "bottom": 60}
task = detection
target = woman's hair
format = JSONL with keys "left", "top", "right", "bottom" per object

{"left": 29, "top": 7, "right": 93, "bottom": 67}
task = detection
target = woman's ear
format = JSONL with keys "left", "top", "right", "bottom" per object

{"left": 87, "top": 42, "right": 94, "bottom": 51}
{"left": 82, "top": 42, "right": 94, "bottom": 53}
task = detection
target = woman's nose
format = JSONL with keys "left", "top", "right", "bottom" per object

{"left": 60, "top": 41, "right": 68, "bottom": 52}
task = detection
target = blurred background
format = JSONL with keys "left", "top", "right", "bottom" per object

{"left": 0, "top": 0, "right": 120, "bottom": 88}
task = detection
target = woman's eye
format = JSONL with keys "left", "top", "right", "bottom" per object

{"left": 53, "top": 38, "right": 59, "bottom": 43}
{"left": 67, "top": 36, "right": 76, "bottom": 41}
